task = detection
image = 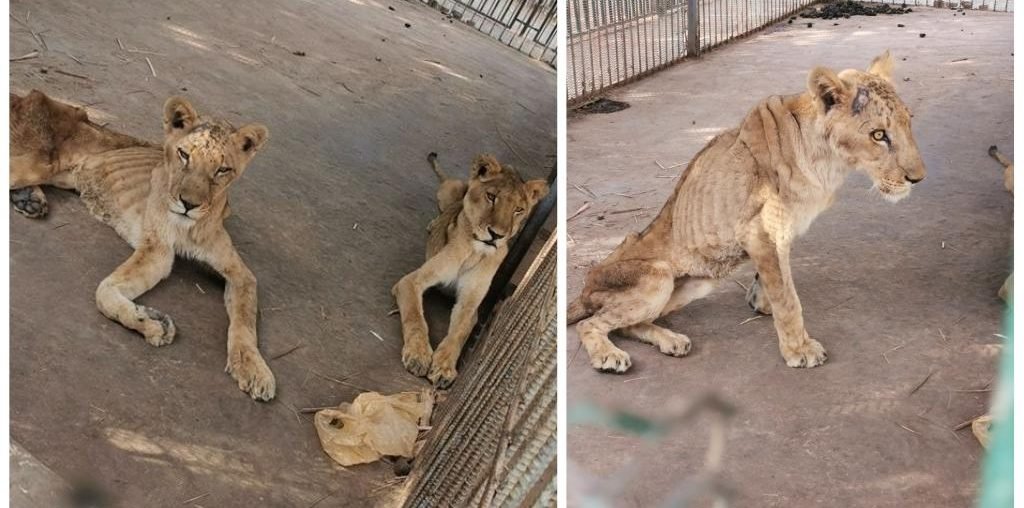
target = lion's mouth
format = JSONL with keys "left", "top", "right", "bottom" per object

{"left": 874, "top": 182, "right": 911, "bottom": 203}
{"left": 474, "top": 235, "right": 498, "bottom": 248}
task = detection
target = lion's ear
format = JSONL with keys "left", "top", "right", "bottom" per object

{"left": 233, "top": 123, "right": 269, "bottom": 155}
{"left": 807, "top": 67, "right": 849, "bottom": 112}
{"left": 524, "top": 179, "right": 549, "bottom": 207}
{"left": 471, "top": 154, "right": 502, "bottom": 181}
{"left": 867, "top": 50, "right": 895, "bottom": 82}
{"left": 163, "top": 96, "right": 199, "bottom": 135}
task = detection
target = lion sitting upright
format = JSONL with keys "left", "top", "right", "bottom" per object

{"left": 568, "top": 51, "right": 926, "bottom": 372}
{"left": 392, "top": 152, "right": 548, "bottom": 387}
{"left": 10, "top": 91, "right": 276, "bottom": 401}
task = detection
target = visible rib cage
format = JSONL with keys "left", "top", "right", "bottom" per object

{"left": 75, "top": 147, "right": 163, "bottom": 246}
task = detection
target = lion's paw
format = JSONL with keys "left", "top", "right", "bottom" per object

{"left": 658, "top": 333, "right": 692, "bottom": 357}
{"left": 402, "top": 340, "right": 433, "bottom": 377}
{"left": 428, "top": 348, "right": 459, "bottom": 389}
{"left": 590, "top": 345, "right": 632, "bottom": 373}
{"left": 226, "top": 348, "right": 276, "bottom": 401}
{"left": 10, "top": 187, "right": 48, "bottom": 219}
{"left": 781, "top": 337, "right": 828, "bottom": 368}
{"left": 139, "top": 306, "right": 176, "bottom": 347}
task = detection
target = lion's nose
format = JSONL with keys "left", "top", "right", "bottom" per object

{"left": 487, "top": 227, "right": 505, "bottom": 240}
{"left": 905, "top": 175, "right": 924, "bottom": 184}
{"left": 180, "top": 196, "right": 199, "bottom": 212}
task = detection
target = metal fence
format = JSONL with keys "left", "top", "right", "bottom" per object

{"left": 421, "top": 0, "right": 558, "bottom": 65}
{"left": 568, "top": 0, "right": 1012, "bottom": 104}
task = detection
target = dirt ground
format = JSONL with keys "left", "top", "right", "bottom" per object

{"left": 8, "top": 0, "right": 554, "bottom": 506}
{"left": 567, "top": 7, "right": 1011, "bottom": 508}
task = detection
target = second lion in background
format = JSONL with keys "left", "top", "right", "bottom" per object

{"left": 392, "top": 152, "right": 548, "bottom": 388}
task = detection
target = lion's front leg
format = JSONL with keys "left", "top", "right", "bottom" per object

{"left": 744, "top": 229, "right": 827, "bottom": 368}
{"left": 95, "top": 239, "right": 176, "bottom": 346}
{"left": 429, "top": 281, "right": 488, "bottom": 388}
{"left": 392, "top": 251, "right": 458, "bottom": 378}
{"left": 205, "top": 235, "right": 275, "bottom": 401}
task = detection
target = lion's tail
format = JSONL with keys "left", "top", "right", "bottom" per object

{"left": 989, "top": 145, "right": 1013, "bottom": 169}
{"left": 566, "top": 297, "right": 592, "bottom": 325}
{"left": 427, "top": 152, "right": 446, "bottom": 182}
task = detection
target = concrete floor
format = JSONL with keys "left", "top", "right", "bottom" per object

{"left": 9, "top": 0, "right": 554, "bottom": 506}
{"left": 567, "top": 7, "right": 1011, "bottom": 508}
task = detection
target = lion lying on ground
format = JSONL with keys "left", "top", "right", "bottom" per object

{"left": 392, "top": 152, "right": 548, "bottom": 387}
{"left": 10, "top": 90, "right": 276, "bottom": 400}
{"left": 568, "top": 51, "right": 926, "bottom": 372}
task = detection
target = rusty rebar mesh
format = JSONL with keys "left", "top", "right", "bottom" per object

{"left": 417, "top": 0, "right": 558, "bottom": 65}
{"left": 401, "top": 238, "right": 557, "bottom": 508}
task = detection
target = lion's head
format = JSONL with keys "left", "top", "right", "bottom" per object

{"left": 462, "top": 154, "right": 549, "bottom": 252}
{"left": 807, "top": 51, "right": 926, "bottom": 202}
{"left": 161, "top": 97, "right": 269, "bottom": 222}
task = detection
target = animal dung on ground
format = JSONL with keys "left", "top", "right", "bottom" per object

{"left": 404, "top": 22, "right": 412, "bottom": 28}
{"left": 576, "top": 98, "right": 630, "bottom": 114}
{"left": 800, "top": 1, "right": 912, "bottom": 20}
{"left": 920, "top": 33, "right": 926, "bottom": 38}
{"left": 314, "top": 389, "right": 434, "bottom": 467}
{"left": 292, "top": 50, "right": 306, "bottom": 56}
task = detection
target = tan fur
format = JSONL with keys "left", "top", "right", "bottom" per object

{"left": 392, "top": 152, "right": 548, "bottom": 387}
{"left": 10, "top": 91, "right": 275, "bottom": 400}
{"left": 569, "top": 51, "right": 926, "bottom": 372}
{"left": 990, "top": 145, "right": 1013, "bottom": 302}
{"left": 9, "top": 90, "right": 153, "bottom": 217}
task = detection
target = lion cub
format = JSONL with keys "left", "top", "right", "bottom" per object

{"left": 10, "top": 91, "right": 276, "bottom": 401}
{"left": 569, "top": 51, "right": 926, "bottom": 372}
{"left": 392, "top": 153, "right": 548, "bottom": 387}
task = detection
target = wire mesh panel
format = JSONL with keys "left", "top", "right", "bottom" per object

{"left": 568, "top": 0, "right": 692, "bottom": 104}
{"left": 568, "top": 0, "right": 820, "bottom": 104}
{"left": 421, "top": 0, "right": 558, "bottom": 65}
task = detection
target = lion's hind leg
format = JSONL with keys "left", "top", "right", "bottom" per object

{"left": 619, "top": 323, "right": 691, "bottom": 357}
{"left": 618, "top": 276, "right": 716, "bottom": 357}
{"left": 576, "top": 260, "right": 674, "bottom": 373}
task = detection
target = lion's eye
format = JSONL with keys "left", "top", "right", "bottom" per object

{"left": 486, "top": 192, "right": 497, "bottom": 203}
{"left": 215, "top": 167, "right": 234, "bottom": 177}
{"left": 871, "top": 129, "right": 888, "bottom": 142}
{"left": 177, "top": 148, "right": 190, "bottom": 165}
{"left": 514, "top": 207, "right": 525, "bottom": 215}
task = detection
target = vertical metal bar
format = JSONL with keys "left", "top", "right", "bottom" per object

{"left": 656, "top": 0, "right": 663, "bottom": 67}
{"left": 619, "top": 0, "right": 628, "bottom": 83}
{"left": 570, "top": 0, "right": 583, "bottom": 98}
{"left": 687, "top": 0, "right": 699, "bottom": 55}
